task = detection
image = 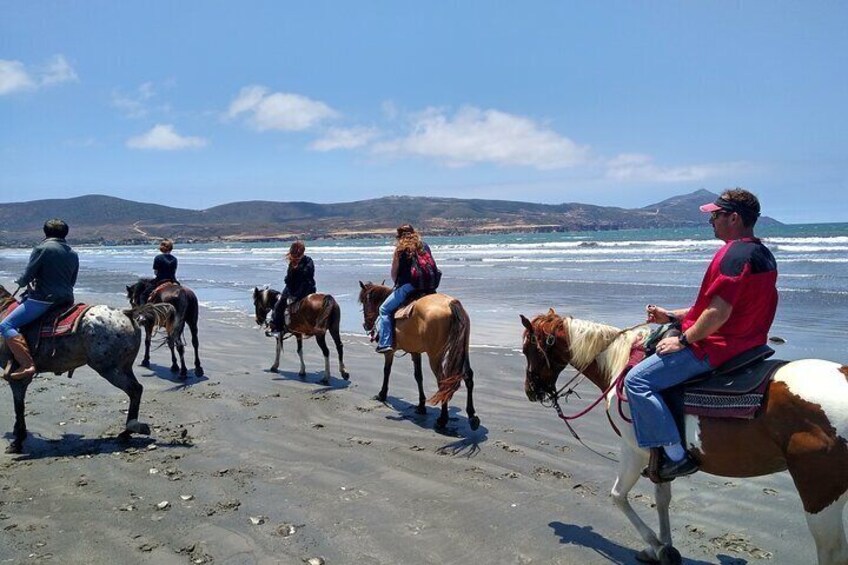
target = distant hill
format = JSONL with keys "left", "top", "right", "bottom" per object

{"left": 0, "top": 190, "right": 782, "bottom": 246}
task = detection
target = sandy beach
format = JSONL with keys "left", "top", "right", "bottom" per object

{"left": 0, "top": 297, "right": 818, "bottom": 565}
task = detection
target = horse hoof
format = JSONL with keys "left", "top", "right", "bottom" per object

{"left": 341, "top": 371, "right": 350, "bottom": 381}
{"left": 126, "top": 420, "right": 151, "bottom": 435}
{"left": 195, "top": 367, "right": 204, "bottom": 377}
{"left": 435, "top": 419, "right": 448, "bottom": 430}
{"left": 5, "top": 442, "right": 22, "bottom": 455}
{"left": 658, "top": 545, "right": 682, "bottom": 565}
{"left": 416, "top": 406, "right": 427, "bottom": 415}
{"left": 320, "top": 379, "right": 330, "bottom": 386}
{"left": 140, "top": 360, "right": 150, "bottom": 368}
{"left": 270, "top": 367, "right": 279, "bottom": 373}
{"left": 170, "top": 365, "right": 180, "bottom": 373}
{"left": 469, "top": 416, "right": 480, "bottom": 431}
{"left": 298, "top": 372, "right": 306, "bottom": 379}
{"left": 375, "top": 393, "right": 387, "bottom": 403}
{"left": 117, "top": 430, "right": 132, "bottom": 443}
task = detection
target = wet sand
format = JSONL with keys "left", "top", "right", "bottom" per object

{"left": 0, "top": 301, "right": 815, "bottom": 564}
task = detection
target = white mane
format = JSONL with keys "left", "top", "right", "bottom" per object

{"left": 564, "top": 317, "right": 651, "bottom": 379}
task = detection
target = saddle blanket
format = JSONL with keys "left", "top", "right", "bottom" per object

{"left": 0, "top": 302, "right": 90, "bottom": 338}
{"left": 682, "top": 360, "right": 787, "bottom": 419}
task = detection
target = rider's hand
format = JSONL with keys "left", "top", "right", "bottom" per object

{"left": 655, "top": 336, "right": 684, "bottom": 356}
{"left": 646, "top": 304, "right": 672, "bottom": 324}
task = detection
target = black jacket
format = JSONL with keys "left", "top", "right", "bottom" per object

{"left": 153, "top": 253, "right": 178, "bottom": 283}
{"left": 284, "top": 256, "right": 316, "bottom": 301}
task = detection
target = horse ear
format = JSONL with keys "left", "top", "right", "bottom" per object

{"left": 548, "top": 307, "right": 557, "bottom": 316}
{"left": 520, "top": 314, "right": 533, "bottom": 331}
{"left": 126, "top": 285, "right": 132, "bottom": 292}
{"left": 253, "top": 287, "right": 259, "bottom": 297}
{"left": 381, "top": 279, "right": 386, "bottom": 286}
{"left": 359, "top": 281, "right": 366, "bottom": 289}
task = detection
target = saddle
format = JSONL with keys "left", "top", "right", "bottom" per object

{"left": 148, "top": 280, "right": 180, "bottom": 302}
{"left": 393, "top": 289, "right": 436, "bottom": 321}
{"left": 0, "top": 301, "right": 91, "bottom": 352}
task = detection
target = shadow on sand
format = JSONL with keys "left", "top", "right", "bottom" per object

{"left": 3, "top": 431, "right": 191, "bottom": 462}
{"left": 380, "top": 395, "right": 488, "bottom": 448}
{"left": 271, "top": 369, "right": 352, "bottom": 391}
{"left": 550, "top": 522, "right": 747, "bottom": 565}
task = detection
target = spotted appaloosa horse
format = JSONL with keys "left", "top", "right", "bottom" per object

{"left": 252, "top": 287, "right": 348, "bottom": 384}
{"left": 520, "top": 309, "right": 848, "bottom": 565}
{"left": 358, "top": 281, "right": 479, "bottom": 431}
{"left": 126, "top": 278, "right": 203, "bottom": 378}
{"left": 0, "top": 285, "right": 174, "bottom": 454}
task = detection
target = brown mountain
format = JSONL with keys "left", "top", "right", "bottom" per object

{"left": 0, "top": 190, "right": 781, "bottom": 246}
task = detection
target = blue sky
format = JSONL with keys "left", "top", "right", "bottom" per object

{"left": 1, "top": 2, "right": 846, "bottom": 223}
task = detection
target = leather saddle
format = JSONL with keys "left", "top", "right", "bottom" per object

{"left": 0, "top": 301, "right": 91, "bottom": 353}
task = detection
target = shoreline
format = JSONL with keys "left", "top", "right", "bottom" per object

{"left": 0, "top": 302, "right": 815, "bottom": 564}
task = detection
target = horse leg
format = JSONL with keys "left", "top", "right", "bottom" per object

{"left": 6, "top": 378, "right": 31, "bottom": 454}
{"left": 410, "top": 353, "right": 426, "bottom": 414}
{"left": 270, "top": 334, "right": 282, "bottom": 373}
{"left": 175, "top": 332, "right": 188, "bottom": 378}
{"left": 94, "top": 364, "right": 150, "bottom": 441}
{"left": 428, "top": 356, "right": 450, "bottom": 429}
{"left": 376, "top": 352, "right": 394, "bottom": 402}
{"left": 804, "top": 492, "right": 848, "bottom": 565}
{"left": 463, "top": 358, "right": 480, "bottom": 431}
{"left": 611, "top": 445, "right": 673, "bottom": 564}
{"left": 140, "top": 322, "right": 152, "bottom": 368}
{"left": 329, "top": 321, "right": 348, "bottom": 380}
{"left": 188, "top": 319, "right": 203, "bottom": 377}
{"left": 315, "top": 333, "right": 331, "bottom": 385}
{"left": 296, "top": 334, "right": 306, "bottom": 377}
{"left": 167, "top": 331, "right": 180, "bottom": 373}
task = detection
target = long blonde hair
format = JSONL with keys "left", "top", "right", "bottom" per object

{"left": 396, "top": 224, "right": 423, "bottom": 255}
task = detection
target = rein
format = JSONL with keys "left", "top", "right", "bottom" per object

{"left": 534, "top": 318, "right": 646, "bottom": 462}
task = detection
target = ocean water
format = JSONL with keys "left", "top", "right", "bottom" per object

{"left": 1, "top": 222, "right": 846, "bottom": 362}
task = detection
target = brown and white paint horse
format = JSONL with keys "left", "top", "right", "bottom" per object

{"left": 358, "top": 281, "right": 479, "bottom": 431}
{"left": 520, "top": 309, "right": 848, "bottom": 565}
{"left": 252, "top": 287, "right": 348, "bottom": 385}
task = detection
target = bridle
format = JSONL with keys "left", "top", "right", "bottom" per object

{"left": 526, "top": 315, "right": 644, "bottom": 461}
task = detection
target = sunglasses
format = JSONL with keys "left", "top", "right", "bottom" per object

{"left": 710, "top": 210, "right": 732, "bottom": 220}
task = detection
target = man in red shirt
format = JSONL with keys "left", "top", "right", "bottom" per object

{"left": 624, "top": 188, "right": 778, "bottom": 480}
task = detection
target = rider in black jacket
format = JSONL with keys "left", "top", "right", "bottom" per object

{"left": 269, "top": 241, "right": 316, "bottom": 334}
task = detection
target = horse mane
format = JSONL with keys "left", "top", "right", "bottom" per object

{"left": 563, "top": 317, "right": 651, "bottom": 378}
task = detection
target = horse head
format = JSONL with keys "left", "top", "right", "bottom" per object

{"left": 126, "top": 278, "right": 154, "bottom": 308}
{"left": 252, "top": 286, "right": 278, "bottom": 326}
{"left": 520, "top": 309, "right": 571, "bottom": 403}
{"left": 357, "top": 281, "right": 391, "bottom": 334}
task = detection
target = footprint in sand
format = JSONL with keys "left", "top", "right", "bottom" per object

{"left": 710, "top": 532, "right": 773, "bottom": 559}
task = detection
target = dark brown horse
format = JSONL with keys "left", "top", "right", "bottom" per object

{"left": 252, "top": 287, "right": 348, "bottom": 384}
{"left": 0, "top": 284, "right": 174, "bottom": 454}
{"left": 126, "top": 278, "right": 203, "bottom": 378}
{"left": 358, "top": 282, "right": 479, "bottom": 431}
{"left": 520, "top": 309, "right": 848, "bottom": 565}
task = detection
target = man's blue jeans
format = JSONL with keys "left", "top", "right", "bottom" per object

{"left": 0, "top": 298, "right": 53, "bottom": 339}
{"left": 624, "top": 347, "right": 713, "bottom": 448}
{"left": 377, "top": 283, "right": 415, "bottom": 348}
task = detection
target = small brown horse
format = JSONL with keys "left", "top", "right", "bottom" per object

{"left": 126, "top": 278, "right": 203, "bottom": 378}
{"left": 0, "top": 284, "right": 174, "bottom": 454}
{"left": 252, "top": 287, "right": 348, "bottom": 384}
{"left": 520, "top": 309, "right": 848, "bottom": 565}
{"left": 358, "top": 282, "right": 479, "bottom": 431}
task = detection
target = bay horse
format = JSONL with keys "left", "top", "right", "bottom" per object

{"left": 358, "top": 281, "right": 479, "bottom": 431}
{"left": 519, "top": 309, "right": 848, "bottom": 565}
{"left": 252, "top": 287, "right": 348, "bottom": 384}
{"left": 126, "top": 278, "right": 203, "bottom": 378}
{"left": 0, "top": 284, "right": 174, "bottom": 454}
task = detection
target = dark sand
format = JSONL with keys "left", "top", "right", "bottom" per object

{"left": 0, "top": 300, "right": 813, "bottom": 564}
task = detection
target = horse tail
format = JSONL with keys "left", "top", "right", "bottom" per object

{"left": 314, "top": 294, "right": 336, "bottom": 332}
{"left": 428, "top": 299, "right": 471, "bottom": 405}
{"left": 125, "top": 303, "right": 176, "bottom": 335}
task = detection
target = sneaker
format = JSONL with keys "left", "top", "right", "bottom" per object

{"left": 657, "top": 454, "right": 699, "bottom": 481}
{"left": 375, "top": 345, "right": 394, "bottom": 354}
{"left": 265, "top": 330, "right": 281, "bottom": 338}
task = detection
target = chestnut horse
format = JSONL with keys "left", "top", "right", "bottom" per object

{"left": 519, "top": 309, "right": 848, "bottom": 565}
{"left": 358, "top": 282, "right": 479, "bottom": 431}
{"left": 126, "top": 278, "right": 203, "bottom": 378}
{"left": 0, "top": 284, "right": 174, "bottom": 454}
{"left": 252, "top": 287, "right": 348, "bottom": 384}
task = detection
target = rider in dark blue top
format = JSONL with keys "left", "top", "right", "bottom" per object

{"left": 152, "top": 239, "right": 178, "bottom": 285}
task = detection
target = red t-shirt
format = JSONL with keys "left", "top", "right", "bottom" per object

{"left": 682, "top": 238, "right": 778, "bottom": 367}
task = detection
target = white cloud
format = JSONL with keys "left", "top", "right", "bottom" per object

{"left": 310, "top": 126, "right": 379, "bottom": 151}
{"left": 40, "top": 55, "right": 78, "bottom": 86}
{"left": 605, "top": 153, "right": 746, "bottom": 183}
{"left": 1, "top": 55, "right": 77, "bottom": 96}
{"left": 112, "top": 82, "right": 158, "bottom": 118}
{"left": 126, "top": 124, "right": 207, "bottom": 151}
{"left": 373, "top": 106, "right": 589, "bottom": 169}
{"left": 0, "top": 60, "right": 36, "bottom": 94}
{"left": 226, "top": 85, "right": 338, "bottom": 131}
